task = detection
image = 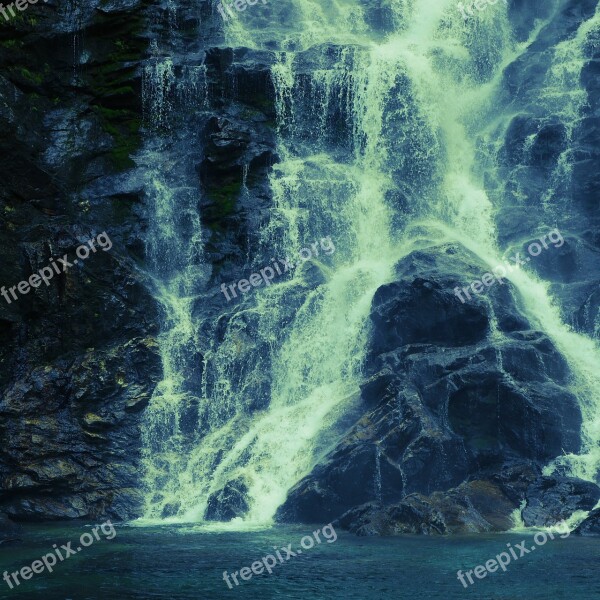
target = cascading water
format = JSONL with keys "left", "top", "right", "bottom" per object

{"left": 139, "top": 0, "right": 600, "bottom": 525}
{"left": 138, "top": 3, "right": 213, "bottom": 519}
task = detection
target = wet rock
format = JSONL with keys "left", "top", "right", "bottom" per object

{"left": 161, "top": 502, "right": 181, "bottom": 519}
{"left": 297, "top": 260, "right": 330, "bottom": 289}
{"left": 199, "top": 48, "right": 278, "bottom": 257}
{"left": 0, "top": 0, "right": 167, "bottom": 524}
{"left": 361, "top": 0, "right": 398, "bottom": 35}
{"left": 501, "top": 116, "right": 566, "bottom": 170}
{"left": 496, "top": 0, "right": 600, "bottom": 342}
{"left": 278, "top": 242, "right": 582, "bottom": 528}
{"left": 205, "top": 479, "right": 249, "bottom": 521}
{"left": 0, "top": 337, "right": 161, "bottom": 521}
{"left": 0, "top": 513, "right": 22, "bottom": 545}
{"left": 335, "top": 480, "right": 516, "bottom": 536}
{"left": 370, "top": 276, "right": 489, "bottom": 351}
{"left": 521, "top": 476, "right": 600, "bottom": 527}
{"left": 573, "top": 508, "right": 600, "bottom": 536}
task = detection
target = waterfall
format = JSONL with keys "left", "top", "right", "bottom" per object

{"left": 138, "top": 0, "right": 600, "bottom": 525}
{"left": 138, "top": 2, "right": 213, "bottom": 520}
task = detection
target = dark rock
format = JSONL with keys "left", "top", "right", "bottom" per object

{"left": 278, "top": 241, "right": 582, "bottom": 528}
{"left": 0, "top": 513, "right": 22, "bottom": 545}
{"left": 161, "top": 502, "right": 181, "bottom": 519}
{"left": 521, "top": 476, "right": 600, "bottom": 526}
{"left": 0, "top": 337, "right": 161, "bottom": 521}
{"left": 335, "top": 480, "right": 516, "bottom": 536}
{"left": 573, "top": 508, "right": 600, "bottom": 536}
{"left": 370, "top": 276, "right": 489, "bottom": 352}
{"left": 205, "top": 478, "right": 249, "bottom": 521}
{"left": 0, "top": 0, "right": 168, "bottom": 523}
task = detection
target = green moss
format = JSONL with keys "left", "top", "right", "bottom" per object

{"left": 252, "top": 94, "right": 273, "bottom": 112}
{"left": 92, "top": 61, "right": 138, "bottom": 97}
{"left": 94, "top": 106, "right": 140, "bottom": 171}
{"left": 208, "top": 181, "right": 242, "bottom": 208}
{"left": 7, "top": 8, "right": 37, "bottom": 27}
{"left": 16, "top": 67, "right": 43, "bottom": 85}
{"left": 204, "top": 181, "right": 243, "bottom": 231}
{"left": 105, "top": 85, "right": 135, "bottom": 96}
{"left": 0, "top": 39, "right": 20, "bottom": 49}
{"left": 86, "top": 18, "right": 148, "bottom": 171}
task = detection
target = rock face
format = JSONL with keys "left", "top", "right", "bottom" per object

{"left": 521, "top": 476, "right": 600, "bottom": 527}
{"left": 335, "top": 480, "right": 517, "bottom": 536}
{"left": 0, "top": 0, "right": 599, "bottom": 537}
{"left": 276, "top": 0, "right": 600, "bottom": 534}
{"left": 334, "top": 470, "right": 600, "bottom": 536}
{"left": 205, "top": 478, "right": 249, "bottom": 522}
{"left": 0, "top": 0, "right": 165, "bottom": 523}
{"left": 498, "top": 0, "right": 600, "bottom": 335}
{"left": 276, "top": 243, "right": 591, "bottom": 530}
{"left": 574, "top": 509, "right": 600, "bottom": 536}
{"left": 0, "top": 0, "right": 278, "bottom": 526}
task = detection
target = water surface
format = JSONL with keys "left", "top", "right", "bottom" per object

{"left": 1, "top": 524, "right": 599, "bottom": 599}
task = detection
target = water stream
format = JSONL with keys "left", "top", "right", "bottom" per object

{"left": 138, "top": 0, "right": 600, "bottom": 526}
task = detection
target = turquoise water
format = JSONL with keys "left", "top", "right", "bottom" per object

{"left": 1, "top": 524, "right": 599, "bottom": 599}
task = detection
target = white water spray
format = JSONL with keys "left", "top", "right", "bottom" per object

{"left": 139, "top": 0, "right": 600, "bottom": 526}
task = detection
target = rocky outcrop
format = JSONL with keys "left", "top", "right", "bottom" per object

{"left": 0, "top": 336, "right": 161, "bottom": 521}
{"left": 205, "top": 477, "right": 249, "bottom": 521}
{"left": 520, "top": 476, "right": 600, "bottom": 526}
{"left": 333, "top": 469, "right": 600, "bottom": 536}
{"left": 573, "top": 509, "right": 600, "bottom": 535}
{"left": 0, "top": 513, "right": 22, "bottom": 545}
{"left": 277, "top": 241, "right": 595, "bottom": 529}
{"left": 335, "top": 480, "right": 517, "bottom": 536}
{"left": 0, "top": 0, "right": 164, "bottom": 521}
